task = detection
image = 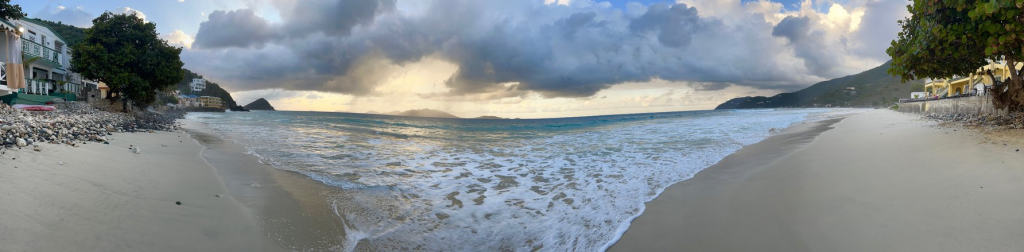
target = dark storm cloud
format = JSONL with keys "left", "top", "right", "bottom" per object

{"left": 192, "top": 9, "right": 275, "bottom": 49}
{"left": 281, "top": 0, "right": 397, "bottom": 37}
{"left": 185, "top": 0, "right": 895, "bottom": 98}
{"left": 629, "top": 3, "right": 700, "bottom": 48}
{"left": 772, "top": 16, "right": 842, "bottom": 77}
{"left": 193, "top": 0, "right": 396, "bottom": 49}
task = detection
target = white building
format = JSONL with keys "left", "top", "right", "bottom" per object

{"left": 190, "top": 78, "right": 205, "bottom": 92}
{"left": 14, "top": 18, "right": 79, "bottom": 96}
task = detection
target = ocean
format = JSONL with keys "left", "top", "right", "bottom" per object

{"left": 186, "top": 108, "right": 829, "bottom": 251}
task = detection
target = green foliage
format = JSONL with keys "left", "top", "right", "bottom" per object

{"left": 157, "top": 93, "right": 179, "bottom": 105}
{"left": 71, "top": 12, "right": 183, "bottom": 107}
{"left": 24, "top": 18, "right": 86, "bottom": 47}
{"left": 0, "top": 0, "right": 25, "bottom": 21}
{"left": 887, "top": 0, "right": 1024, "bottom": 111}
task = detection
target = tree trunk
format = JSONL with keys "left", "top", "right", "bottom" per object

{"left": 993, "top": 59, "right": 1024, "bottom": 112}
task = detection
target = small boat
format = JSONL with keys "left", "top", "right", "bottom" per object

{"left": 13, "top": 104, "right": 56, "bottom": 111}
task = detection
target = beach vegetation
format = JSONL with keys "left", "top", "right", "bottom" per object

{"left": 887, "top": 0, "right": 1024, "bottom": 111}
{"left": 71, "top": 12, "right": 183, "bottom": 111}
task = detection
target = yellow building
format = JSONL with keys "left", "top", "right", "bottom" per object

{"left": 925, "top": 61, "right": 1024, "bottom": 97}
{"left": 199, "top": 96, "right": 224, "bottom": 109}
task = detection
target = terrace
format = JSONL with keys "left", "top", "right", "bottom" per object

{"left": 21, "top": 37, "right": 66, "bottom": 69}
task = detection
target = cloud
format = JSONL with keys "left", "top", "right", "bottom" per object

{"left": 163, "top": 30, "right": 195, "bottom": 49}
{"left": 629, "top": 3, "right": 701, "bottom": 48}
{"left": 185, "top": 0, "right": 905, "bottom": 99}
{"left": 117, "top": 7, "right": 148, "bottom": 23}
{"left": 771, "top": 16, "right": 841, "bottom": 77}
{"left": 193, "top": 9, "right": 275, "bottom": 49}
{"left": 32, "top": 5, "right": 93, "bottom": 27}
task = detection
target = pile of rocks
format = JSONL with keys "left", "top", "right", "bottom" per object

{"left": 927, "top": 112, "right": 1024, "bottom": 129}
{"left": 0, "top": 102, "right": 182, "bottom": 149}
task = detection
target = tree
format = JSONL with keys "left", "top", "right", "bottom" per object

{"left": 887, "top": 1, "right": 1024, "bottom": 111}
{"left": 0, "top": 0, "right": 25, "bottom": 21}
{"left": 71, "top": 12, "right": 183, "bottom": 110}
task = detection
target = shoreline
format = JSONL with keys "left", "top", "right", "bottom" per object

{"left": 599, "top": 111, "right": 850, "bottom": 250}
{"left": 180, "top": 119, "right": 348, "bottom": 250}
{"left": 611, "top": 109, "right": 1024, "bottom": 251}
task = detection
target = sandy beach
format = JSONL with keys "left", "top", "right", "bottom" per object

{"left": 0, "top": 120, "right": 346, "bottom": 251}
{"left": 0, "top": 129, "right": 278, "bottom": 251}
{"left": 612, "top": 109, "right": 1024, "bottom": 251}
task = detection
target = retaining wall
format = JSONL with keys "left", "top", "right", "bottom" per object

{"left": 897, "top": 96, "right": 1006, "bottom": 115}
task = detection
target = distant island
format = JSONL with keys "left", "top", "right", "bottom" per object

{"left": 244, "top": 98, "right": 275, "bottom": 111}
{"left": 715, "top": 61, "right": 924, "bottom": 109}
{"left": 390, "top": 109, "right": 459, "bottom": 118}
{"left": 474, "top": 116, "right": 504, "bottom": 119}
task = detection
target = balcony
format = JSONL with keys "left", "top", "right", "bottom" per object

{"left": 22, "top": 38, "right": 66, "bottom": 70}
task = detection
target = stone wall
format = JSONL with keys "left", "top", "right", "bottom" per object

{"left": 897, "top": 95, "right": 1006, "bottom": 115}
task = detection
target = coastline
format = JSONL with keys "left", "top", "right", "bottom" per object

{"left": 611, "top": 109, "right": 1024, "bottom": 251}
{"left": 180, "top": 119, "right": 348, "bottom": 250}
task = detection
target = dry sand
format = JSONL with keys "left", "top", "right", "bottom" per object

{"left": 611, "top": 109, "right": 1024, "bottom": 251}
{"left": 0, "top": 130, "right": 280, "bottom": 251}
{"left": 0, "top": 120, "right": 347, "bottom": 251}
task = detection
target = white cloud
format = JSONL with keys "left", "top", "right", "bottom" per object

{"left": 117, "top": 7, "right": 148, "bottom": 23}
{"left": 544, "top": 0, "right": 571, "bottom": 6}
{"left": 163, "top": 29, "right": 195, "bottom": 49}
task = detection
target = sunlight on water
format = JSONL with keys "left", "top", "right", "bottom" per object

{"left": 187, "top": 109, "right": 828, "bottom": 251}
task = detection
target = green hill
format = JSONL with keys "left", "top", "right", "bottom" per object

{"left": 23, "top": 18, "right": 86, "bottom": 47}
{"left": 176, "top": 68, "right": 244, "bottom": 110}
{"left": 716, "top": 61, "right": 924, "bottom": 109}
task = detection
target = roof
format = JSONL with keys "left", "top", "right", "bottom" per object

{"left": 0, "top": 19, "right": 17, "bottom": 31}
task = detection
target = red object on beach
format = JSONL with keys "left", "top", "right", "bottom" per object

{"left": 13, "top": 104, "right": 56, "bottom": 111}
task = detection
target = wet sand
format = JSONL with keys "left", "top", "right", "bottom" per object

{"left": 182, "top": 120, "right": 347, "bottom": 250}
{"left": 611, "top": 110, "right": 1024, "bottom": 251}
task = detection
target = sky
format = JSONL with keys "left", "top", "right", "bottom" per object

{"left": 14, "top": 0, "right": 911, "bottom": 118}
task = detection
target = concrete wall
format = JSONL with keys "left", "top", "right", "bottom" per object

{"left": 897, "top": 96, "right": 1006, "bottom": 115}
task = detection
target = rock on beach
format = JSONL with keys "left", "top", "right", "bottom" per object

{"left": 0, "top": 102, "right": 182, "bottom": 152}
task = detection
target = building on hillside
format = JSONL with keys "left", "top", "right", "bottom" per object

{"left": 176, "top": 94, "right": 224, "bottom": 109}
{"left": 924, "top": 61, "right": 1024, "bottom": 97}
{"left": 199, "top": 96, "right": 224, "bottom": 109}
{"left": 190, "top": 78, "right": 205, "bottom": 92}
{"left": 177, "top": 94, "right": 199, "bottom": 107}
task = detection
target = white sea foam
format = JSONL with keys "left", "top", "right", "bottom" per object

{"left": 187, "top": 108, "right": 831, "bottom": 251}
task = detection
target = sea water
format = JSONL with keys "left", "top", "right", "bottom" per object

{"left": 186, "top": 108, "right": 828, "bottom": 251}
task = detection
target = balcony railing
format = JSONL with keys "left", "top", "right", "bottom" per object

{"left": 22, "top": 38, "right": 65, "bottom": 69}
{"left": 20, "top": 78, "right": 83, "bottom": 96}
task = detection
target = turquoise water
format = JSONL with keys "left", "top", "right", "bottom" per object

{"left": 187, "top": 108, "right": 829, "bottom": 251}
